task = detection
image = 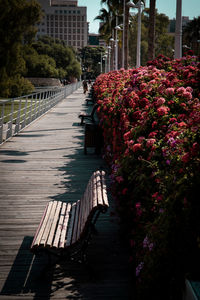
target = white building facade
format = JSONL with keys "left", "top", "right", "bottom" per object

{"left": 36, "top": 0, "right": 88, "bottom": 49}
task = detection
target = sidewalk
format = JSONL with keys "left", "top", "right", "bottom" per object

{"left": 0, "top": 87, "right": 130, "bottom": 299}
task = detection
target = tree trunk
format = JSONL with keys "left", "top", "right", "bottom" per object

{"left": 147, "top": 0, "right": 156, "bottom": 61}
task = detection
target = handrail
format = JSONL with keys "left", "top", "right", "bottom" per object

{"left": 0, "top": 81, "right": 81, "bottom": 145}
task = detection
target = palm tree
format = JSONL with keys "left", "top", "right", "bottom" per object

{"left": 147, "top": 0, "right": 156, "bottom": 61}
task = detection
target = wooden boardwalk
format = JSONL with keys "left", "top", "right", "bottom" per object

{"left": 0, "top": 87, "right": 131, "bottom": 299}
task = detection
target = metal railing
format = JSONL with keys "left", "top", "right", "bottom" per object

{"left": 0, "top": 81, "right": 81, "bottom": 145}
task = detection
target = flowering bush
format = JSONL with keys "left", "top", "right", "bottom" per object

{"left": 94, "top": 54, "right": 200, "bottom": 299}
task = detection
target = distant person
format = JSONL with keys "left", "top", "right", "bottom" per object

{"left": 82, "top": 80, "right": 88, "bottom": 94}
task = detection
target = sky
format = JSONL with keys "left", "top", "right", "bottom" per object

{"left": 79, "top": 0, "right": 200, "bottom": 34}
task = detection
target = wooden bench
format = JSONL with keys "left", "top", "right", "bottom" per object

{"left": 30, "top": 170, "right": 109, "bottom": 263}
{"left": 78, "top": 103, "right": 98, "bottom": 125}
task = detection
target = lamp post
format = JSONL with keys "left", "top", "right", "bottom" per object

{"left": 107, "top": 46, "right": 111, "bottom": 72}
{"left": 174, "top": 0, "right": 182, "bottom": 59}
{"left": 122, "top": 0, "right": 126, "bottom": 68}
{"left": 127, "top": 0, "right": 142, "bottom": 68}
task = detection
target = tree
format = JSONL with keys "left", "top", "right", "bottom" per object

{"left": 147, "top": 0, "right": 156, "bottom": 60}
{"left": 79, "top": 46, "right": 106, "bottom": 78}
{"left": 25, "top": 36, "right": 81, "bottom": 81}
{"left": 129, "top": 9, "right": 174, "bottom": 66}
{"left": 183, "top": 17, "right": 200, "bottom": 55}
{"left": 0, "top": 0, "right": 42, "bottom": 97}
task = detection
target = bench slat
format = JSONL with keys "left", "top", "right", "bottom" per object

{"left": 92, "top": 172, "right": 98, "bottom": 208}
{"left": 40, "top": 201, "right": 58, "bottom": 246}
{"left": 96, "top": 171, "right": 104, "bottom": 206}
{"left": 66, "top": 202, "right": 77, "bottom": 247}
{"left": 71, "top": 200, "right": 81, "bottom": 244}
{"left": 46, "top": 201, "right": 62, "bottom": 247}
{"left": 32, "top": 201, "right": 54, "bottom": 248}
{"left": 101, "top": 171, "right": 109, "bottom": 207}
{"left": 59, "top": 203, "right": 71, "bottom": 248}
{"left": 52, "top": 202, "right": 66, "bottom": 248}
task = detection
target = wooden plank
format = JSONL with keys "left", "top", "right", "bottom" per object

{"left": 31, "top": 201, "right": 53, "bottom": 248}
{"left": 46, "top": 201, "right": 62, "bottom": 247}
{"left": 93, "top": 171, "right": 98, "bottom": 208}
{"left": 52, "top": 202, "right": 66, "bottom": 248}
{"left": 96, "top": 170, "right": 104, "bottom": 206}
{"left": 71, "top": 200, "right": 80, "bottom": 244}
{"left": 40, "top": 201, "right": 57, "bottom": 246}
{"left": 59, "top": 203, "right": 71, "bottom": 248}
{"left": 101, "top": 170, "right": 109, "bottom": 207}
{"left": 65, "top": 202, "right": 77, "bottom": 246}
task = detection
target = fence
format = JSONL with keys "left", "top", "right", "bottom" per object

{"left": 0, "top": 81, "right": 81, "bottom": 145}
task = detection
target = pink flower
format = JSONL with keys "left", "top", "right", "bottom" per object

{"left": 123, "top": 131, "right": 131, "bottom": 141}
{"left": 183, "top": 91, "right": 192, "bottom": 100}
{"left": 137, "top": 136, "right": 145, "bottom": 143}
{"left": 177, "top": 87, "right": 186, "bottom": 95}
{"left": 157, "top": 106, "right": 169, "bottom": 116}
{"left": 156, "top": 97, "right": 166, "bottom": 106}
{"left": 132, "top": 143, "right": 142, "bottom": 152}
{"left": 165, "top": 87, "right": 175, "bottom": 95}
{"left": 186, "top": 86, "right": 193, "bottom": 93}
{"left": 146, "top": 138, "right": 156, "bottom": 148}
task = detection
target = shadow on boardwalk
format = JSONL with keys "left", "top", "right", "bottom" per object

{"left": 0, "top": 88, "right": 131, "bottom": 299}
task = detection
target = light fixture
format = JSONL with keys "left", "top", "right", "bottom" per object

{"left": 126, "top": 1, "right": 139, "bottom": 8}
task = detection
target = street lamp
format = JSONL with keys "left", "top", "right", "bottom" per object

{"left": 174, "top": 0, "right": 182, "bottom": 59}
{"left": 115, "top": 22, "right": 123, "bottom": 70}
{"left": 127, "top": 0, "right": 142, "bottom": 68}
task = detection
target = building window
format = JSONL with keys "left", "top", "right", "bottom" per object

{"left": 55, "top": 22, "right": 58, "bottom": 27}
{"left": 55, "top": 28, "right": 58, "bottom": 33}
{"left": 64, "top": 22, "right": 67, "bottom": 27}
{"left": 68, "top": 35, "right": 71, "bottom": 40}
{"left": 55, "top": 15, "right": 58, "bottom": 20}
{"left": 77, "top": 28, "right": 80, "bottom": 33}
{"left": 68, "top": 16, "right": 71, "bottom": 21}
{"left": 60, "top": 28, "right": 63, "bottom": 33}
{"left": 60, "top": 35, "right": 63, "bottom": 39}
{"left": 68, "top": 22, "right": 71, "bottom": 26}
{"left": 64, "top": 28, "right": 67, "bottom": 33}
{"left": 64, "top": 35, "right": 67, "bottom": 40}
{"left": 73, "top": 35, "right": 76, "bottom": 40}
{"left": 59, "top": 21, "right": 62, "bottom": 26}
{"left": 51, "top": 22, "right": 53, "bottom": 26}
{"left": 73, "top": 16, "right": 76, "bottom": 21}
{"left": 73, "top": 41, "right": 76, "bottom": 46}
{"left": 77, "top": 35, "right": 80, "bottom": 40}
{"left": 73, "top": 29, "right": 75, "bottom": 34}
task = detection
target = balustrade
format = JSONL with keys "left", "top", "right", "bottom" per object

{"left": 0, "top": 81, "right": 81, "bottom": 144}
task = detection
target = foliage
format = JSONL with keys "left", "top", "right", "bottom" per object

{"left": 0, "top": 0, "right": 41, "bottom": 97}
{"left": 79, "top": 46, "right": 106, "bottom": 79}
{"left": 25, "top": 36, "right": 81, "bottom": 80}
{"left": 183, "top": 16, "right": 200, "bottom": 56}
{"left": 94, "top": 54, "right": 200, "bottom": 299}
{"left": 129, "top": 9, "right": 174, "bottom": 67}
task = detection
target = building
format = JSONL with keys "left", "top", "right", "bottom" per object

{"left": 168, "top": 16, "right": 191, "bottom": 36}
{"left": 36, "top": 0, "right": 88, "bottom": 49}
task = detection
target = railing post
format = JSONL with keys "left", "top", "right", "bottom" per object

{"left": 0, "top": 103, "right": 5, "bottom": 144}
{"left": 6, "top": 101, "right": 14, "bottom": 139}
{"left": 14, "top": 99, "right": 22, "bottom": 134}
{"left": 21, "top": 98, "right": 28, "bottom": 129}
